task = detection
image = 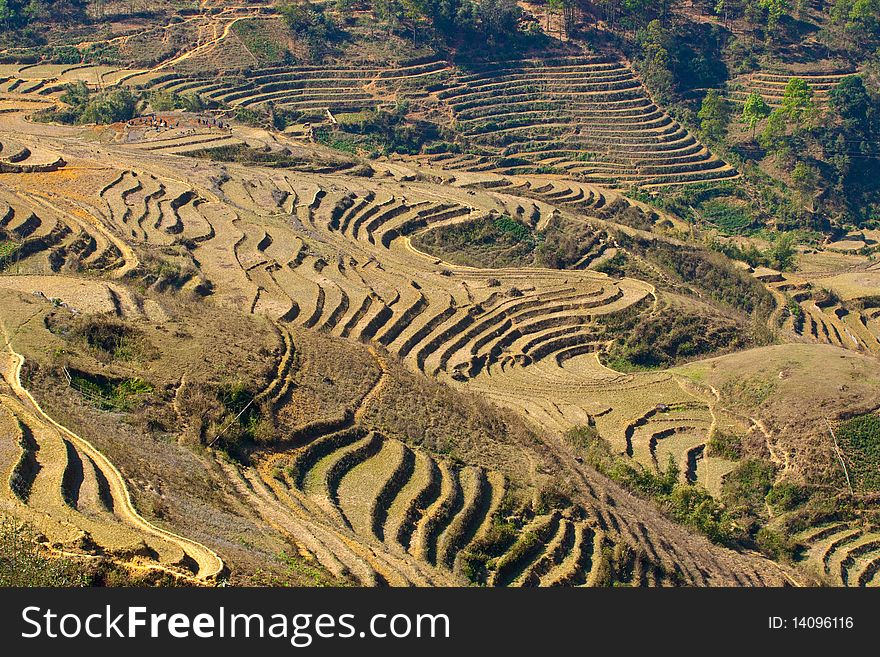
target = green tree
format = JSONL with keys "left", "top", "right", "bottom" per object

{"left": 768, "top": 232, "right": 797, "bottom": 270}
{"left": 470, "top": 0, "right": 521, "bottom": 39}
{"left": 548, "top": 0, "right": 564, "bottom": 33}
{"left": 758, "top": 108, "right": 790, "bottom": 157}
{"left": 637, "top": 20, "right": 674, "bottom": 100}
{"left": 60, "top": 80, "right": 91, "bottom": 109}
{"left": 0, "top": 0, "right": 14, "bottom": 26}
{"left": 78, "top": 88, "right": 137, "bottom": 124}
{"left": 779, "top": 77, "right": 816, "bottom": 125}
{"left": 698, "top": 89, "right": 731, "bottom": 142}
{"left": 279, "top": 0, "right": 337, "bottom": 57}
{"left": 373, "top": 0, "right": 402, "bottom": 34}
{"left": 829, "top": 75, "right": 872, "bottom": 127}
{"left": 831, "top": 0, "right": 880, "bottom": 40}
{"left": 742, "top": 92, "right": 771, "bottom": 138}
{"left": 758, "top": 0, "right": 789, "bottom": 32}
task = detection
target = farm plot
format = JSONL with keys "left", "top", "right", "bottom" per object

{"left": 728, "top": 69, "right": 856, "bottom": 109}
{"left": 0, "top": 135, "right": 65, "bottom": 173}
{"left": 144, "top": 59, "right": 451, "bottom": 122}
{"left": 99, "top": 169, "right": 215, "bottom": 249}
{"left": 0, "top": 187, "right": 128, "bottom": 276}
{"left": 754, "top": 268, "right": 880, "bottom": 357}
{"left": 0, "top": 64, "right": 148, "bottom": 99}
{"left": 0, "top": 121, "right": 796, "bottom": 587}
{"left": 467, "top": 349, "right": 734, "bottom": 492}
{"left": 796, "top": 523, "right": 880, "bottom": 586}
{"left": 204, "top": 170, "right": 650, "bottom": 383}
{"left": 235, "top": 334, "right": 778, "bottom": 587}
{"left": 427, "top": 55, "right": 736, "bottom": 188}
{"left": 92, "top": 157, "right": 782, "bottom": 585}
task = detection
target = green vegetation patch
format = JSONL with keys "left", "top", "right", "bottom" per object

{"left": 619, "top": 232, "right": 776, "bottom": 315}
{"left": 412, "top": 213, "right": 534, "bottom": 269}
{"left": 414, "top": 214, "right": 605, "bottom": 271}
{"left": 314, "top": 128, "right": 362, "bottom": 155}
{"left": 721, "top": 459, "right": 776, "bottom": 517}
{"left": 232, "top": 19, "right": 291, "bottom": 64}
{"left": 600, "top": 303, "right": 748, "bottom": 370}
{"left": 566, "top": 426, "right": 799, "bottom": 559}
{"left": 706, "top": 432, "right": 744, "bottom": 460}
{"left": 34, "top": 82, "right": 138, "bottom": 126}
{"left": 700, "top": 200, "right": 755, "bottom": 235}
{"left": 0, "top": 517, "right": 87, "bottom": 587}
{"left": 836, "top": 414, "right": 880, "bottom": 492}
{"left": 0, "top": 240, "right": 20, "bottom": 269}
{"left": 316, "top": 104, "right": 445, "bottom": 156}
{"left": 1, "top": 516, "right": 181, "bottom": 587}
{"left": 69, "top": 371, "right": 154, "bottom": 412}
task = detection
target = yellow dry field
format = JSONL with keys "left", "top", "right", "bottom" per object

{"left": 811, "top": 271, "right": 880, "bottom": 301}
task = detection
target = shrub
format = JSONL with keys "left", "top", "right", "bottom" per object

{"left": 721, "top": 459, "right": 776, "bottom": 516}
{"left": 0, "top": 518, "right": 87, "bottom": 587}
{"left": 412, "top": 214, "right": 534, "bottom": 268}
{"left": 45, "top": 313, "right": 159, "bottom": 363}
{"left": 600, "top": 304, "right": 747, "bottom": 369}
{"left": 755, "top": 526, "right": 797, "bottom": 562}
{"left": 706, "top": 432, "right": 743, "bottom": 460}
{"left": 148, "top": 90, "right": 204, "bottom": 113}
{"left": 78, "top": 88, "right": 138, "bottom": 124}
{"left": 766, "top": 481, "right": 809, "bottom": 512}
{"left": 43, "top": 82, "right": 138, "bottom": 125}
{"left": 663, "top": 484, "right": 740, "bottom": 545}
{"left": 594, "top": 251, "right": 628, "bottom": 277}
{"left": 619, "top": 232, "right": 776, "bottom": 315}
{"left": 279, "top": 0, "right": 340, "bottom": 59}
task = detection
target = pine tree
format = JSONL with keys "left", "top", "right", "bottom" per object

{"left": 742, "top": 92, "right": 771, "bottom": 138}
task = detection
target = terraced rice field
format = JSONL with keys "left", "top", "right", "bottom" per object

{"left": 11, "top": 128, "right": 792, "bottom": 584}
{"left": 754, "top": 268, "right": 880, "bottom": 357}
{"left": 467, "top": 348, "right": 736, "bottom": 493}
{"left": 0, "top": 187, "right": 131, "bottom": 276}
{"left": 728, "top": 69, "right": 856, "bottom": 108}
{"left": 453, "top": 172, "right": 687, "bottom": 233}
{"left": 0, "top": 135, "right": 65, "bottom": 173}
{"left": 426, "top": 56, "right": 736, "bottom": 188}
{"left": 12, "top": 50, "right": 736, "bottom": 190}
{"left": 223, "top": 336, "right": 778, "bottom": 587}
{"left": 0, "top": 63, "right": 162, "bottom": 98}
{"left": 126, "top": 129, "right": 247, "bottom": 156}
{"left": 0, "top": 50, "right": 737, "bottom": 191}
{"left": 185, "top": 170, "right": 657, "bottom": 384}
{"left": 796, "top": 522, "right": 880, "bottom": 586}
{"left": 145, "top": 59, "right": 452, "bottom": 122}
{"left": 99, "top": 169, "right": 216, "bottom": 250}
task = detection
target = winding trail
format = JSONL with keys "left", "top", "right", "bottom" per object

{"left": 152, "top": 13, "right": 276, "bottom": 72}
